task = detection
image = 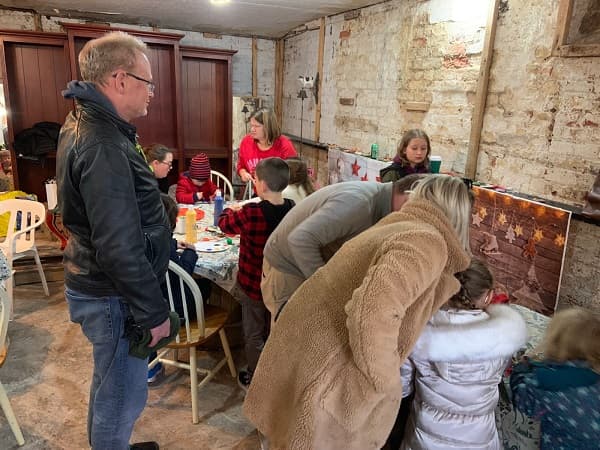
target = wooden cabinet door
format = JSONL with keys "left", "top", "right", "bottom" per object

{"left": 180, "top": 47, "right": 235, "bottom": 178}
{"left": 0, "top": 32, "right": 71, "bottom": 200}
{"left": 68, "top": 29, "right": 181, "bottom": 150}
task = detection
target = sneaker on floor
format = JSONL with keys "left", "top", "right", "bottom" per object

{"left": 238, "top": 370, "right": 253, "bottom": 391}
{"left": 147, "top": 362, "right": 164, "bottom": 383}
{"left": 130, "top": 442, "right": 159, "bottom": 450}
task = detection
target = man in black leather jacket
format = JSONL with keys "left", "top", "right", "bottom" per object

{"left": 56, "top": 31, "right": 171, "bottom": 450}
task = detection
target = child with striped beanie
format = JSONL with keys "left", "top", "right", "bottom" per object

{"left": 175, "top": 153, "right": 217, "bottom": 203}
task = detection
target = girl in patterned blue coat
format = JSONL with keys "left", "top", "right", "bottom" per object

{"left": 510, "top": 308, "right": 600, "bottom": 450}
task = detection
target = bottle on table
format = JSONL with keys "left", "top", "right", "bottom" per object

{"left": 185, "top": 208, "right": 197, "bottom": 243}
{"left": 370, "top": 143, "right": 379, "bottom": 160}
{"left": 213, "top": 189, "right": 224, "bottom": 227}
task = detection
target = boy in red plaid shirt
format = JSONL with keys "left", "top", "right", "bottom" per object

{"left": 218, "top": 157, "right": 295, "bottom": 390}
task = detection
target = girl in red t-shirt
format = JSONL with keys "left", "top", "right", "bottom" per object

{"left": 237, "top": 108, "right": 297, "bottom": 183}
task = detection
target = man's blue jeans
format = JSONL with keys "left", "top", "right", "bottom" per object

{"left": 66, "top": 288, "right": 148, "bottom": 450}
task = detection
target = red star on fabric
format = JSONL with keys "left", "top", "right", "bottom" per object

{"left": 351, "top": 158, "right": 361, "bottom": 176}
{"left": 361, "top": 173, "right": 368, "bottom": 181}
{"left": 375, "top": 176, "right": 381, "bottom": 182}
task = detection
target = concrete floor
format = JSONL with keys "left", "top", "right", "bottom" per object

{"left": 0, "top": 279, "right": 260, "bottom": 450}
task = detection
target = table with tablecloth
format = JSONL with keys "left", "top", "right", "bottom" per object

{"left": 174, "top": 202, "right": 240, "bottom": 294}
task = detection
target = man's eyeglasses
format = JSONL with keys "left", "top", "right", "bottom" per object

{"left": 113, "top": 71, "right": 155, "bottom": 93}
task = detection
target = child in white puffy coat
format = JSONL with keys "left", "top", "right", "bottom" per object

{"left": 400, "top": 260, "right": 527, "bottom": 450}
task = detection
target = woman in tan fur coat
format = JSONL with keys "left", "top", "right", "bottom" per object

{"left": 243, "top": 175, "right": 472, "bottom": 450}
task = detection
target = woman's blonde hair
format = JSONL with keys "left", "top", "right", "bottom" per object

{"left": 79, "top": 31, "right": 148, "bottom": 84}
{"left": 541, "top": 308, "right": 600, "bottom": 372}
{"left": 251, "top": 108, "right": 281, "bottom": 144}
{"left": 408, "top": 175, "right": 472, "bottom": 252}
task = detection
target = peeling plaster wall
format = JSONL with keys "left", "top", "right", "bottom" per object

{"left": 560, "top": 220, "right": 600, "bottom": 313}
{"left": 282, "top": 0, "right": 487, "bottom": 168}
{"left": 480, "top": 0, "right": 599, "bottom": 206}
{"left": 0, "top": 10, "right": 275, "bottom": 103}
{"left": 281, "top": 0, "right": 600, "bottom": 312}
{"left": 281, "top": 20, "right": 320, "bottom": 139}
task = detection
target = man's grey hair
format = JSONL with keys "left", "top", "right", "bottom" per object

{"left": 78, "top": 31, "right": 148, "bottom": 84}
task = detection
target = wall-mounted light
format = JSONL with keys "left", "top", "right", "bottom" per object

{"left": 297, "top": 73, "right": 319, "bottom": 103}
{"left": 210, "top": 0, "right": 231, "bottom": 5}
{"left": 241, "top": 104, "right": 250, "bottom": 133}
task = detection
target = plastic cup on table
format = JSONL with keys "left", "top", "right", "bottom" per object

{"left": 429, "top": 155, "right": 442, "bottom": 174}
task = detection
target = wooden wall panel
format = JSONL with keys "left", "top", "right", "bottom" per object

{"left": 133, "top": 45, "right": 177, "bottom": 148}
{"left": 214, "top": 62, "right": 227, "bottom": 148}
{"left": 3, "top": 41, "right": 71, "bottom": 201}
{"left": 72, "top": 37, "right": 86, "bottom": 80}
{"left": 5, "top": 43, "right": 71, "bottom": 132}
{"left": 69, "top": 39, "right": 177, "bottom": 149}
{"left": 182, "top": 57, "right": 228, "bottom": 152}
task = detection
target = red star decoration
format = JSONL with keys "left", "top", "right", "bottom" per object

{"left": 361, "top": 173, "right": 368, "bottom": 181}
{"left": 351, "top": 158, "right": 361, "bottom": 176}
{"left": 376, "top": 176, "right": 381, "bottom": 182}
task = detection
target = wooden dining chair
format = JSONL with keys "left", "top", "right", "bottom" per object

{"left": 210, "top": 170, "right": 234, "bottom": 201}
{"left": 0, "top": 280, "right": 25, "bottom": 446}
{"left": 0, "top": 200, "right": 50, "bottom": 308}
{"left": 149, "top": 261, "right": 236, "bottom": 423}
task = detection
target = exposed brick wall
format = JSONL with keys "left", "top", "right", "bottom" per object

{"left": 560, "top": 220, "right": 600, "bottom": 313}
{"left": 480, "top": 0, "right": 599, "bottom": 206}
{"left": 0, "top": 10, "right": 36, "bottom": 29}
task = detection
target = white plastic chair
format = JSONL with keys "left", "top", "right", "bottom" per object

{"left": 0, "top": 200, "right": 49, "bottom": 305}
{"left": 149, "top": 261, "right": 236, "bottom": 424}
{"left": 0, "top": 280, "right": 25, "bottom": 446}
{"left": 210, "top": 170, "right": 234, "bottom": 201}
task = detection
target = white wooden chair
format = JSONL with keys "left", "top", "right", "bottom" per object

{"left": 149, "top": 261, "right": 236, "bottom": 424}
{"left": 210, "top": 170, "right": 234, "bottom": 201}
{"left": 0, "top": 200, "right": 49, "bottom": 307}
{"left": 0, "top": 280, "right": 25, "bottom": 446}
{"left": 242, "top": 180, "right": 254, "bottom": 201}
